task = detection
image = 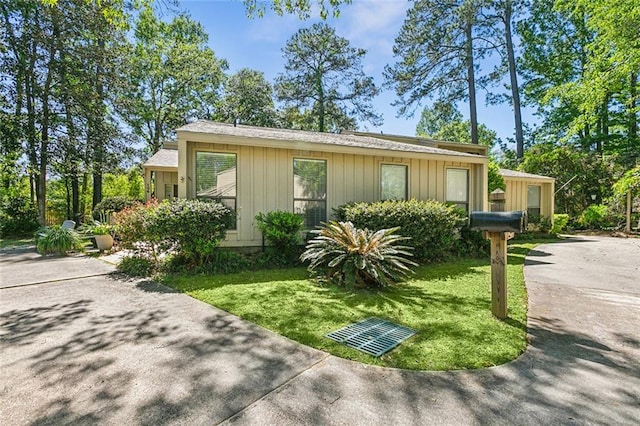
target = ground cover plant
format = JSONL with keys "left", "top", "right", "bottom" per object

{"left": 163, "top": 241, "right": 547, "bottom": 371}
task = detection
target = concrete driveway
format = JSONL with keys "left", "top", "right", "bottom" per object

{"left": 1, "top": 236, "right": 639, "bottom": 425}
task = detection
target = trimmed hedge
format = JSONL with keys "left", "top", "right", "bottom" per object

{"left": 334, "top": 199, "right": 463, "bottom": 262}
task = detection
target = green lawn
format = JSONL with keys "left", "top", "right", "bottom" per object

{"left": 163, "top": 242, "right": 544, "bottom": 371}
{"left": 0, "top": 237, "right": 34, "bottom": 249}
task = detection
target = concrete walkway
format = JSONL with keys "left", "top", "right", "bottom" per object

{"left": 1, "top": 236, "right": 638, "bottom": 425}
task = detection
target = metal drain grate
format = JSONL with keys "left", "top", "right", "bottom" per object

{"left": 326, "top": 318, "right": 416, "bottom": 357}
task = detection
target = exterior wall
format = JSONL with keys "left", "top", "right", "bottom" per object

{"left": 503, "top": 178, "right": 555, "bottom": 221}
{"left": 143, "top": 168, "right": 178, "bottom": 202}
{"left": 183, "top": 140, "right": 487, "bottom": 247}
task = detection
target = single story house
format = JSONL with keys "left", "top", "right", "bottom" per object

{"left": 142, "top": 120, "right": 554, "bottom": 247}
{"left": 499, "top": 169, "right": 555, "bottom": 220}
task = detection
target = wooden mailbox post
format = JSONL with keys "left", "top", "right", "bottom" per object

{"left": 470, "top": 194, "right": 526, "bottom": 320}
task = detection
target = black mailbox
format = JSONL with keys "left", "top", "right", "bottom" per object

{"left": 469, "top": 211, "right": 527, "bottom": 233}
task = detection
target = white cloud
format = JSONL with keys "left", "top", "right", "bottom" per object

{"left": 338, "top": 0, "right": 409, "bottom": 56}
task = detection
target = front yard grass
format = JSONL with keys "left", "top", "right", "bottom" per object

{"left": 163, "top": 241, "right": 543, "bottom": 371}
{"left": 0, "top": 237, "right": 34, "bottom": 249}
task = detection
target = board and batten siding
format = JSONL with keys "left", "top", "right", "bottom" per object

{"left": 182, "top": 140, "right": 487, "bottom": 247}
{"left": 143, "top": 169, "right": 178, "bottom": 202}
{"left": 503, "top": 178, "right": 554, "bottom": 219}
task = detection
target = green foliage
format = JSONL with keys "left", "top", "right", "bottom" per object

{"left": 255, "top": 210, "right": 304, "bottom": 265}
{"left": 113, "top": 200, "right": 158, "bottom": 253}
{"left": 115, "top": 199, "right": 234, "bottom": 269}
{"left": 0, "top": 194, "right": 39, "bottom": 237}
{"left": 527, "top": 215, "right": 552, "bottom": 234}
{"left": 102, "top": 171, "right": 145, "bottom": 200}
{"left": 36, "top": 226, "right": 83, "bottom": 255}
{"left": 334, "top": 199, "right": 462, "bottom": 262}
{"left": 454, "top": 226, "right": 489, "bottom": 258}
{"left": 214, "top": 68, "right": 279, "bottom": 127}
{"left": 415, "top": 102, "right": 500, "bottom": 150}
{"left": 552, "top": 214, "right": 570, "bottom": 234}
{"left": 301, "top": 221, "right": 417, "bottom": 289}
{"left": 82, "top": 221, "right": 113, "bottom": 236}
{"left": 124, "top": 7, "right": 227, "bottom": 154}
{"left": 488, "top": 161, "right": 506, "bottom": 193}
{"left": 275, "top": 23, "right": 381, "bottom": 132}
{"left": 93, "top": 196, "right": 140, "bottom": 221}
{"left": 148, "top": 199, "right": 234, "bottom": 266}
{"left": 578, "top": 204, "right": 611, "bottom": 230}
{"left": 612, "top": 165, "right": 640, "bottom": 199}
{"left": 520, "top": 144, "right": 615, "bottom": 217}
{"left": 118, "top": 255, "right": 155, "bottom": 277}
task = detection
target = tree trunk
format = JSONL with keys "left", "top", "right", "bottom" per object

{"left": 92, "top": 38, "right": 106, "bottom": 209}
{"left": 504, "top": 1, "right": 524, "bottom": 158}
{"left": 465, "top": 20, "right": 479, "bottom": 145}
{"left": 629, "top": 72, "right": 638, "bottom": 161}
{"left": 317, "top": 73, "right": 325, "bottom": 133}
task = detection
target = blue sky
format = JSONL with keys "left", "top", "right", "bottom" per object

{"left": 179, "top": 0, "right": 537, "bottom": 147}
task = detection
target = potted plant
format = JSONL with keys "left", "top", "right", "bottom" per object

{"left": 86, "top": 221, "right": 114, "bottom": 251}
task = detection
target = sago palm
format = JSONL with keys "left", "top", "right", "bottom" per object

{"left": 300, "top": 221, "right": 417, "bottom": 289}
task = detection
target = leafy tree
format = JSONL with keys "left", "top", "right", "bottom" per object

{"left": 214, "top": 68, "right": 279, "bottom": 127}
{"left": 243, "top": 0, "right": 349, "bottom": 19}
{"left": 122, "top": 7, "right": 227, "bottom": 155}
{"left": 416, "top": 102, "right": 500, "bottom": 149}
{"left": 519, "top": 144, "right": 617, "bottom": 217}
{"left": 385, "top": 0, "right": 494, "bottom": 145}
{"left": 275, "top": 23, "right": 381, "bottom": 133}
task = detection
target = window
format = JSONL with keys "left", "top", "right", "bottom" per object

{"left": 164, "top": 184, "right": 178, "bottom": 200}
{"left": 195, "top": 152, "right": 237, "bottom": 227}
{"left": 527, "top": 185, "right": 541, "bottom": 216}
{"left": 293, "top": 158, "right": 326, "bottom": 228}
{"left": 446, "top": 168, "right": 469, "bottom": 212}
{"left": 381, "top": 164, "right": 407, "bottom": 200}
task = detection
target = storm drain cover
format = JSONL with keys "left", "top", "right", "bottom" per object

{"left": 326, "top": 318, "right": 416, "bottom": 357}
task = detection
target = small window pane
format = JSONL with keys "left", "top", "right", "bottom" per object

{"left": 196, "top": 152, "right": 237, "bottom": 229}
{"left": 447, "top": 169, "right": 468, "bottom": 202}
{"left": 294, "top": 200, "right": 326, "bottom": 229}
{"left": 381, "top": 164, "right": 407, "bottom": 200}
{"left": 196, "top": 152, "right": 236, "bottom": 198}
{"left": 294, "top": 159, "right": 327, "bottom": 228}
{"left": 294, "top": 159, "right": 326, "bottom": 200}
{"left": 527, "top": 185, "right": 541, "bottom": 216}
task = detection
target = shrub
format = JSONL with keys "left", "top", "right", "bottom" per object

{"left": 455, "top": 226, "right": 489, "bottom": 258}
{"left": 527, "top": 214, "right": 552, "bottom": 233}
{"left": 552, "top": 214, "right": 570, "bottom": 234}
{"left": 118, "top": 255, "right": 155, "bottom": 277}
{"left": 147, "top": 199, "right": 234, "bottom": 267}
{"left": 578, "top": 204, "right": 611, "bottom": 229}
{"left": 36, "top": 226, "right": 83, "bottom": 255}
{"left": 255, "top": 210, "right": 304, "bottom": 265}
{"left": 300, "top": 221, "right": 417, "bottom": 289}
{"left": 0, "top": 195, "right": 39, "bottom": 237}
{"left": 334, "top": 199, "right": 462, "bottom": 262}
{"left": 113, "top": 200, "right": 158, "bottom": 252}
{"left": 93, "top": 196, "right": 140, "bottom": 221}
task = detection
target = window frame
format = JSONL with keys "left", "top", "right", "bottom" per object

{"left": 527, "top": 185, "right": 542, "bottom": 217}
{"left": 293, "top": 157, "right": 327, "bottom": 229}
{"left": 194, "top": 150, "right": 238, "bottom": 229}
{"left": 446, "top": 167, "right": 470, "bottom": 212}
{"left": 380, "top": 163, "right": 408, "bottom": 201}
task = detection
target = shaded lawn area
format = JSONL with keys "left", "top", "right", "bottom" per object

{"left": 163, "top": 242, "right": 544, "bottom": 371}
{"left": 0, "top": 237, "right": 34, "bottom": 249}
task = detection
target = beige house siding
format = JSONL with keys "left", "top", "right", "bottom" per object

{"left": 143, "top": 168, "right": 178, "bottom": 202}
{"left": 503, "top": 178, "right": 555, "bottom": 220}
{"left": 182, "top": 139, "right": 487, "bottom": 247}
